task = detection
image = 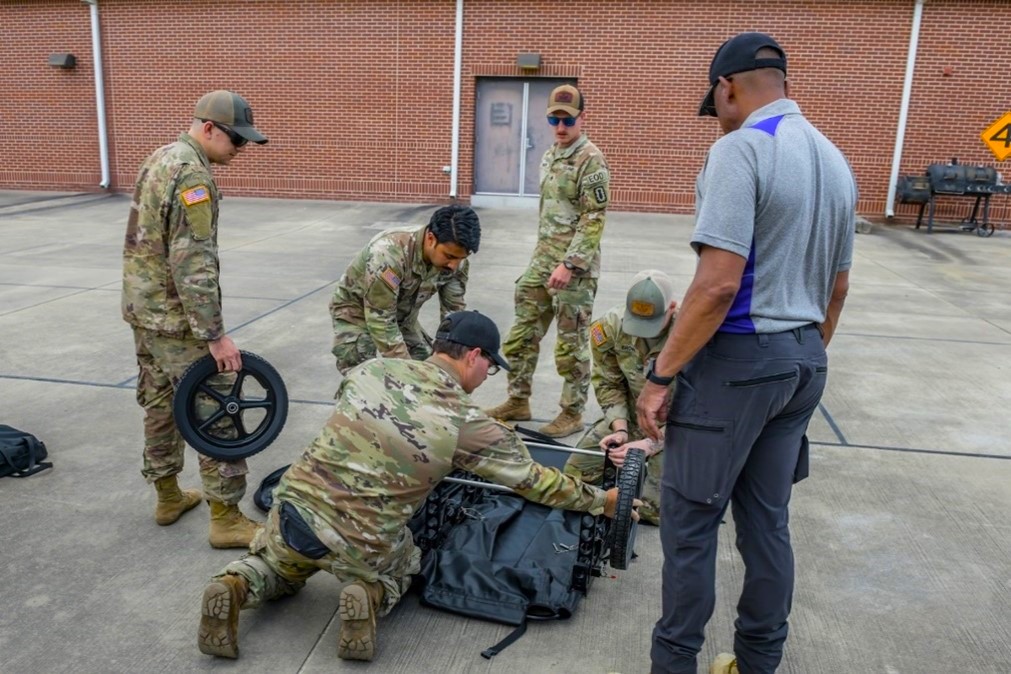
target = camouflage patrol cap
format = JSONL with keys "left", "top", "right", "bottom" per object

{"left": 436, "top": 310, "right": 511, "bottom": 371}
{"left": 546, "top": 84, "right": 583, "bottom": 117}
{"left": 194, "top": 90, "right": 268, "bottom": 144}
{"left": 622, "top": 270, "right": 675, "bottom": 338}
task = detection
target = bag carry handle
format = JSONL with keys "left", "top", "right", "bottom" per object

{"left": 480, "top": 621, "right": 527, "bottom": 659}
{"left": 0, "top": 436, "right": 53, "bottom": 478}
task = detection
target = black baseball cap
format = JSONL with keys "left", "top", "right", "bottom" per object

{"left": 436, "top": 310, "right": 511, "bottom": 371}
{"left": 193, "top": 90, "right": 268, "bottom": 144}
{"left": 698, "top": 32, "right": 787, "bottom": 117}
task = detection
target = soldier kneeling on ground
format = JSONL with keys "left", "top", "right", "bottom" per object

{"left": 198, "top": 310, "right": 637, "bottom": 662}
{"left": 563, "top": 270, "right": 677, "bottom": 524}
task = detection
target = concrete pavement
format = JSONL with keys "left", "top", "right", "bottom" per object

{"left": 0, "top": 190, "right": 1008, "bottom": 673}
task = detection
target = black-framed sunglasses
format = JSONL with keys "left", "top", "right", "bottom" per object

{"left": 481, "top": 351, "right": 500, "bottom": 376}
{"left": 547, "top": 115, "right": 579, "bottom": 127}
{"left": 205, "top": 120, "right": 248, "bottom": 148}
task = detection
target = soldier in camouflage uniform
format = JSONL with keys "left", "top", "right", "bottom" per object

{"left": 330, "top": 205, "right": 479, "bottom": 376}
{"left": 122, "top": 90, "right": 267, "bottom": 549}
{"left": 486, "top": 84, "right": 610, "bottom": 438}
{"left": 563, "top": 271, "right": 678, "bottom": 525}
{"left": 198, "top": 311, "right": 633, "bottom": 662}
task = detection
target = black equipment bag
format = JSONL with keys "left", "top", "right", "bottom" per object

{"left": 253, "top": 464, "right": 291, "bottom": 512}
{"left": 408, "top": 485, "right": 586, "bottom": 658}
{"left": 0, "top": 425, "right": 52, "bottom": 478}
{"left": 416, "top": 493, "right": 583, "bottom": 624}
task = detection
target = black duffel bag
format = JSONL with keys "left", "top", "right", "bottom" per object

{"left": 0, "top": 425, "right": 52, "bottom": 478}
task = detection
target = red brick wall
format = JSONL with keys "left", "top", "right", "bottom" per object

{"left": 1, "top": 0, "right": 1009, "bottom": 224}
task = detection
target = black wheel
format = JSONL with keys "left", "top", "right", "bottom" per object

{"left": 609, "top": 448, "right": 646, "bottom": 570}
{"left": 173, "top": 351, "right": 288, "bottom": 461}
{"left": 977, "top": 222, "right": 995, "bottom": 237}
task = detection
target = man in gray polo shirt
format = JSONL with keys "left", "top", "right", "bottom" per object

{"left": 636, "top": 33, "right": 856, "bottom": 674}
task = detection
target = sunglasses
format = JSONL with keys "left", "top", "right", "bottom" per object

{"left": 547, "top": 115, "right": 578, "bottom": 128}
{"left": 481, "top": 351, "right": 501, "bottom": 376}
{"left": 206, "top": 120, "right": 248, "bottom": 148}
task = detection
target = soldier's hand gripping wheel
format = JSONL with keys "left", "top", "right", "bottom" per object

{"left": 173, "top": 351, "right": 288, "bottom": 461}
{"left": 608, "top": 446, "right": 646, "bottom": 570}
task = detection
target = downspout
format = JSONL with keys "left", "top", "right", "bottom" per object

{"left": 885, "top": 0, "right": 924, "bottom": 217}
{"left": 449, "top": 0, "right": 463, "bottom": 198}
{"left": 83, "top": 0, "right": 111, "bottom": 189}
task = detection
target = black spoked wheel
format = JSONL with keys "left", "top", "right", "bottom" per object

{"left": 172, "top": 351, "right": 288, "bottom": 461}
{"left": 977, "top": 222, "right": 996, "bottom": 237}
{"left": 609, "top": 448, "right": 646, "bottom": 570}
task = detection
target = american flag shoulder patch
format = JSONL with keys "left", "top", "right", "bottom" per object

{"left": 590, "top": 322, "right": 607, "bottom": 346}
{"left": 380, "top": 268, "right": 401, "bottom": 290}
{"left": 180, "top": 185, "right": 210, "bottom": 207}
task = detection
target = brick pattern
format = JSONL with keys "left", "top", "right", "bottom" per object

{"left": 1, "top": 0, "right": 1009, "bottom": 225}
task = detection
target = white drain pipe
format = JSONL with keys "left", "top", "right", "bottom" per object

{"left": 82, "top": 0, "right": 111, "bottom": 189}
{"left": 449, "top": 0, "right": 463, "bottom": 198}
{"left": 885, "top": 0, "right": 924, "bottom": 217}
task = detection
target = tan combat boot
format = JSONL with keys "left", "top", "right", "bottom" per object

{"left": 153, "top": 475, "right": 202, "bottom": 526}
{"left": 539, "top": 410, "right": 583, "bottom": 438}
{"left": 710, "top": 653, "right": 739, "bottom": 674}
{"left": 198, "top": 574, "right": 248, "bottom": 659}
{"left": 208, "top": 501, "right": 261, "bottom": 549}
{"left": 484, "top": 397, "right": 532, "bottom": 421}
{"left": 337, "top": 580, "right": 384, "bottom": 661}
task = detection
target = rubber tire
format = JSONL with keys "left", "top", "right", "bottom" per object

{"left": 173, "top": 350, "right": 288, "bottom": 461}
{"left": 610, "top": 448, "right": 646, "bottom": 570}
{"left": 977, "top": 222, "right": 995, "bottom": 237}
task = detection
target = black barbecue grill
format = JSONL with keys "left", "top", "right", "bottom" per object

{"left": 896, "top": 160, "right": 1009, "bottom": 236}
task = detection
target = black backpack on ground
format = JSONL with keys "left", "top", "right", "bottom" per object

{"left": 0, "top": 425, "right": 52, "bottom": 478}
{"left": 407, "top": 478, "right": 588, "bottom": 658}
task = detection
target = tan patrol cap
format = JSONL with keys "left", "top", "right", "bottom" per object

{"left": 193, "top": 90, "right": 268, "bottom": 145}
{"left": 546, "top": 84, "right": 583, "bottom": 117}
{"left": 622, "top": 270, "right": 675, "bottom": 338}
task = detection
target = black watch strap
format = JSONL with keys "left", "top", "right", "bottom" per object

{"left": 646, "top": 358, "right": 675, "bottom": 386}
{"left": 563, "top": 260, "right": 576, "bottom": 270}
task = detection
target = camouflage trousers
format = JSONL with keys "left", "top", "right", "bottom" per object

{"left": 562, "top": 417, "right": 663, "bottom": 525}
{"left": 502, "top": 276, "right": 597, "bottom": 414}
{"left": 214, "top": 504, "right": 421, "bottom": 616}
{"left": 331, "top": 320, "right": 432, "bottom": 375}
{"left": 131, "top": 327, "right": 248, "bottom": 505}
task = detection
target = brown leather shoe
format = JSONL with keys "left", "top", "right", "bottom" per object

{"left": 198, "top": 574, "right": 248, "bottom": 659}
{"left": 337, "top": 581, "right": 384, "bottom": 661}
{"left": 153, "top": 475, "right": 202, "bottom": 526}
{"left": 539, "top": 410, "right": 583, "bottom": 438}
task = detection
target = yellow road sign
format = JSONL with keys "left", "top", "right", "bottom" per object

{"left": 981, "top": 112, "right": 1011, "bottom": 161}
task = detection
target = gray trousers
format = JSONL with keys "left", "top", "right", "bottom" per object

{"left": 650, "top": 325, "right": 827, "bottom": 674}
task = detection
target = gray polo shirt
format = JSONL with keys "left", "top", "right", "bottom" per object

{"left": 692, "top": 98, "right": 856, "bottom": 334}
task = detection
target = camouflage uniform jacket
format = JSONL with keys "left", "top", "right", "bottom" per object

{"left": 528, "top": 134, "right": 610, "bottom": 281}
{"left": 122, "top": 133, "right": 224, "bottom": 341}
{"left": 590, "top": 304, "right": 672, "bottom": 436}
{"left": 275, "top": 356, "right": 606, "bottom": 563}
{"left": 330, "top": 225, "right": 468, "bottom": 359}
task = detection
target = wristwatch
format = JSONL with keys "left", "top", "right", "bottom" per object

{"left": 645, "top": 358, "right": 675, "bottom": 386}
{"left": 562, "top": 260, "right": 576, "bottom": 271}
